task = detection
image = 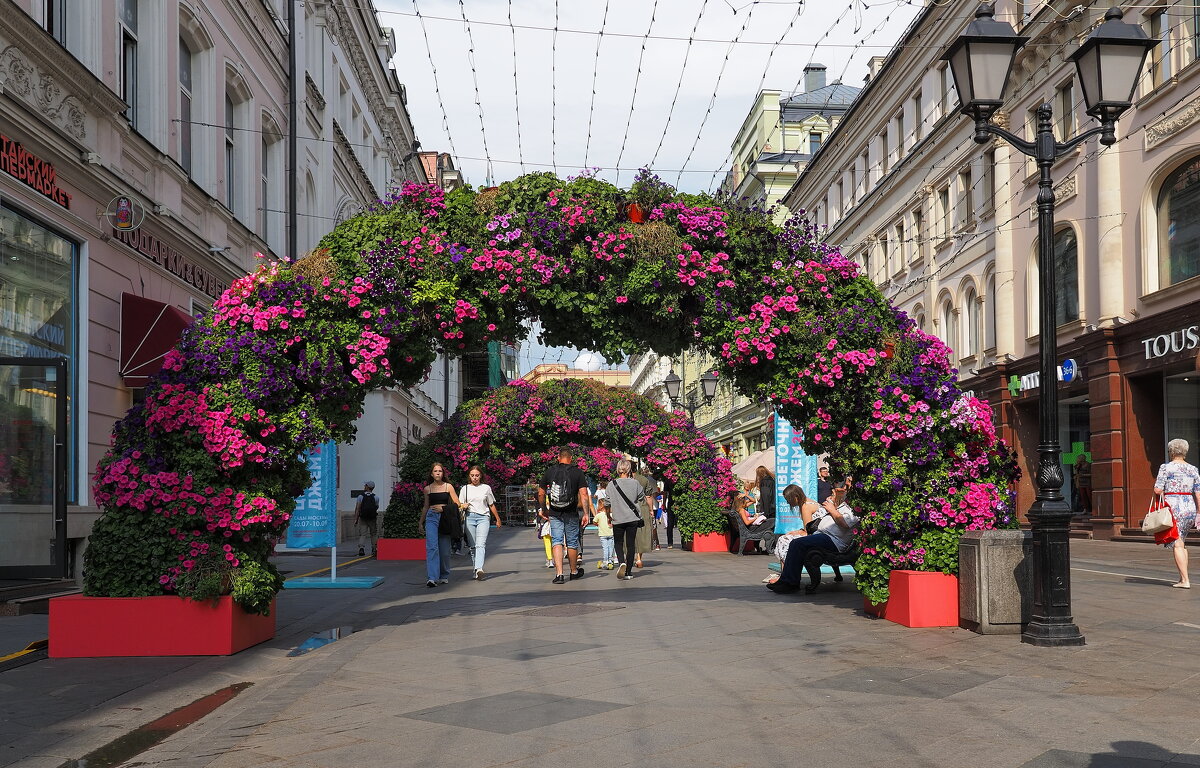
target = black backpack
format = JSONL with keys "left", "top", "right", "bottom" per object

{"left": 546, "top": 464, "right": 579, "bottom": 510}
{"left": 359, "top": 493, "right": 379, "bottom": 519}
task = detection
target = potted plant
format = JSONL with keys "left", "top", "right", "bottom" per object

{"left": 376, "top": 481, "right": 427, "bottom": 560}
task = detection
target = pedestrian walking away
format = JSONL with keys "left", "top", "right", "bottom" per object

{"left": 538, "top": 447, "right": 592, "bottom": 584}
{"left": 606, "top": 459, "right": 652, "bottom": 581}
{"left": 460, "top": 466, "right": 502, "bottom": 580}
{"left": 354, "top": 480, "right": 379, "bottom": 557}
{"left": 594, "top": 480, "right": 616, "bottom": 569}
{"left": 1153, "top": 438, "right": 1200, "bottom": 589}
{"left": 422, "top": 463, "right": 465, "bottom": 588}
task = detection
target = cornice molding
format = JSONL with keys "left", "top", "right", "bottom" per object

{"left": 332, "top": 119, "right": 375, "bottom": 201}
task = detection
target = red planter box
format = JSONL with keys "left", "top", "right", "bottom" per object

{"left": 689, "top": 531, "right": 732, "bottom": 553}
{"left": 375, "top": 538, "right": 426, "bottom": 560}
{"left": 865, "top": 570, "right": 959, "bottom": 628}
{"left": 49, "top": 594, "right": 275, "bottom": 658}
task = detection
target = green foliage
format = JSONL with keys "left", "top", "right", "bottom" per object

{"left": 83, "top": 511, "right": 182, "bottom": 598}
{"left": 381, "top": 482, "right": 425, "bottom": 538}
{"left": 231, "top": 560, "right": 284, "bottom": 616}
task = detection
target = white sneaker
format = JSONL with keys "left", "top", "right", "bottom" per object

{"left": 438, "top": 579, "right": 449, "bottom": 584}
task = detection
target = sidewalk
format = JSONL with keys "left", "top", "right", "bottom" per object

{"left": 2, "top": 531, "right": 1198, "bottom": 768}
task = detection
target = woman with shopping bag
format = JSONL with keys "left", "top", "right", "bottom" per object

{"left": 1151, "top": 439, "right": 1200, "bottom": 589}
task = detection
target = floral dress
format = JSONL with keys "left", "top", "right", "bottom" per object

{"left": 1154, "top": 461, "right": 1200, "bottom": 547}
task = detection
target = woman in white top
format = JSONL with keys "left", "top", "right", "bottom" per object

{"left": 460, "top": 466, "right": 502, "bottom": 580}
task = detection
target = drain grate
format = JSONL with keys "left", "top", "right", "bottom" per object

{"left": 512, "top": 604, "right": 623, "bottom": 617}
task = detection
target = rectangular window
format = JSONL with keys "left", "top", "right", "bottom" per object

{"left": 958, "top": 167, "right": 973, "bottom": 228}
{"left": 878, "top": 233, "right": 888, "bottom": 281}
{"left": 179, "top": 37, "right": 193, "bottom": 176}
{"left": 912, "top": 208, "right": 925, "bottom": 262}
{"left": 1194, "top": 5, "right": 1200, "bottom": 63}
{"left": 912, "top": 91, "right": 923, "bottom": 142}
{"left": 982, "top": 149, "right": 996, "bottom": 211}
{"left": 261, "top": 136, "right": 269, "bottom": 238}
{"left": 809, "top": 133, "right": 822, "bottom": 155}
{"left": 893, "top": 113, "right": 903, "bottom": 162}
{"left": 225, "top": 94, "right": 236, "bottom": 213}
{"left": 42, "top": 0, "right": 67, "bottom": 45}
{"left": 893, "top": 223, "right": 905, "bottom": 274}
{"left": 1148, "top": 9, "right": 1172, "bottom": 88}
{"left": 938, "top": 64, "right": 951, "bottom": 119}
{"left": 879, "top": 131, "right": 889, "bottom": 176}
{"left": 1055, "top": 80, "right": 1076, "bottom": 140}
{"left": 119, "top": 0, "right": 138, "bottom": 127}
{"left": 0, "top": 204, "right": 79, "bottom": 502}
{"left": 938, "top": 186, "right": 951, "bottom": 240}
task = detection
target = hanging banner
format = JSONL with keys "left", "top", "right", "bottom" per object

{"left": 774, "top": 414, "right": 819, "bottom": 535}
{"left": 287, "top": 442, "right": 337, "bottom": 549}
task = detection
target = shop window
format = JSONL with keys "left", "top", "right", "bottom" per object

{"left": 1165, "top": 376, "right": 1200, "bottom": 466}
{"left": 179, "top": 36, "right": 194, "bottom": 175}
{"left": 0, "top": 206, "right": 79, "bottom": 501}
{"left": 1048, "top": 228, "right": 1079, "bottom": 327}
{"left": 1157, "top": 156, "right": 1200, "bottom": 287}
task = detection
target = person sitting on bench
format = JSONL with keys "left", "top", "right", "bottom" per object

{"left": 768, "top": 477, "right": 858, "bottom": 594}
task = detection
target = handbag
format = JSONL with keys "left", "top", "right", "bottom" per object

{"left": 1141, "top": 496, "right": 1175, "bottom": 534}
{"left": 1154, "top": 514, "right": 1180, "bottom": 546}
{"left": 612, "top": 480, "right": 645, "bottom": 528}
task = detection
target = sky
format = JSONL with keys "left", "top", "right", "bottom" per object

{"left": 373, "top": 0, "right": 927, "bottom": 372}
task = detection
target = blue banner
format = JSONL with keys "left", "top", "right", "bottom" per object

{"left": 774, "top": 414, "right": 819, "bottom": 535}
{"left": 287, "top": 442, "right": 337, "bottom": 549}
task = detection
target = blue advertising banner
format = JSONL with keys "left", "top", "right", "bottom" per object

{"left": 287, "top": 442, "right": 337, "bottom": 549}
{"left": 774, "top": 414, "right": 819, "bottom": 535}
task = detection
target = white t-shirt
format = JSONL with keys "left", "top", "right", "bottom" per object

{"left": 816, "top": 502, "right": 860, "bottom": 552}
{"left": 460, "top": 484, "right": 496, "bottom": 515}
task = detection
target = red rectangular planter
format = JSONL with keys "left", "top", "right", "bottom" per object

{"left": 689, "top": 531, "right": 732, "bottom": 553}
{"left": 49, "top": 594, "right": 275, "bottom": 658}
{"left": 375, "top": 538, "right": 426, "bottom": 561}
{"left": 867, "top": 570, "right": 959, "bottom": 628}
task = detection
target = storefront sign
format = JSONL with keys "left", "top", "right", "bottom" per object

{"left": 0, "top": 132, "right": 72, "bottom": 209}
{"left": 1011, "top": 359, "right": 1080, "bottom": 393}
{"left": 112, "top": 227, "right": 229, "bottom": 299}
{"left": 1141, "top": 325, "right": 1200, "bottom": 360}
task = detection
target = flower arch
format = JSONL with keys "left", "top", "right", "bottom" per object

{"left": 84, "top": 170, "right": 1018, "bottom": 611}
{"left": 389, "top": 377, "right": 737, "bottom": 535}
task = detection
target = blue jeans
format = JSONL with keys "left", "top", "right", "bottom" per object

{"left": 425, "top": 510, "right": 451, "bottom": 582}
{"left": 464, "top": 512, "right": 492, "bottom": 571}
{"left": 600, "top": 535, "right": 615, "bottom": 564}
{"left": 548, "top": 512, "right": 581, "bottom": 550}
{"left": 779, "top": 532, "right": 839, "bottom": 586}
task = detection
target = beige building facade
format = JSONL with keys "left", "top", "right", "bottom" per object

{"left": 784, "top": 0, "right": 1200, "bottom": 540}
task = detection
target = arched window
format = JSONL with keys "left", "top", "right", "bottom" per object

{"left": 941, "top": 300, "right": 958, "bottom": 356}
{"left": 1051, "top": 228, "right": 1079, "bottom": 327}
{"left": 964, "top": 287, "right": 981, "bottom": 358}
{"left": 985, "top": 273, "right": 997, "bottom": 350}
{"left": 224, "top": 92, "right": 237, "bottom": 212}
{"left": 912, "top": 303, "right": 925, "bottom": 333}
{"left": 1158, "top": 156, "right": 1200, "bottom": 287}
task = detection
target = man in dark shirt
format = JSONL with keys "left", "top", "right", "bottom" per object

{"left": 538, "top": 448, "right": 593, "bottom": 584}
{"left": 816, "top": 465, "right": 833, "bottom": 505}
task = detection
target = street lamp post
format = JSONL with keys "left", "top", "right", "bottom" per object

{"left": 662, "top": 369, "right": 719, "bottom": 421}
{"left": 944, "top": 4, "right": 1156, "bottom": 647}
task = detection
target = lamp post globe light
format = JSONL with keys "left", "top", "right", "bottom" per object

{"left": 943, "top": 3, "right": 1157, "bottom": 647}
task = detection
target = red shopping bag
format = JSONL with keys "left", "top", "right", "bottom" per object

{"left": 1154, "top": 512, "right": 1179, "bottom": 546}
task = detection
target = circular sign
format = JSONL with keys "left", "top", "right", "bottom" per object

{"left": 104, "top": 195, "right": 146, "bottom": 232}
{"left": 1060, "top": 358, "right": 1077, "bottom": 383}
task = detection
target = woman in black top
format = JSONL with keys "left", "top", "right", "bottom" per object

{"left": 423, "top": 463, "right": 465, "bottom": 588}
{"left": 756, "top": 466, "right": 776, "bottom": 521}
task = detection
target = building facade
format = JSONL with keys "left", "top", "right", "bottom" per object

{"left": 0, "top": 0, "right": 438, "bottom": 578}
{"left": 521, "top": 363, "right": 630, "bottom": 389}
{"left": 720, "top": 65, "right": 858, "bottom": 221}
{"left": 783, "top": 0, "right": 1200, "bottom": 539}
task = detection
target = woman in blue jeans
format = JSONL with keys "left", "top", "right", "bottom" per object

{"left": 422, "top": 463, "right": 465, "bottom": 588}
{"left": 459, "top": 466, "right": 503, "bottom": 581}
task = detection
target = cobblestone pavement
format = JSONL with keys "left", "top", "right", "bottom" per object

{"left": 2, "top": 532, "right": 1198, "bottom": 768}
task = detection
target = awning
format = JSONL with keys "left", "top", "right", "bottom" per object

{"left": 731, "top": 448, "right": 774, "bottom": 482}
{"left": 119, "top": 293, "right": 193, "bottom": 388}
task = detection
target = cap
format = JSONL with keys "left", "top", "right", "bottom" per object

{"left": 364, "top": 481, "right": 375, "bottom": 490}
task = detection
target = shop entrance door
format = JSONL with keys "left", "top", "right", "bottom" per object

{"left": 0, "top": 358, "right": 68, "bottom": 578}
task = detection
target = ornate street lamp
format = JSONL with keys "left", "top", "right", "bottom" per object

{"left": 944, "top": 3, "right": 1156, "bottom": 647}
{"left": 663, "top": 368, "right": 717, "bottom": 420}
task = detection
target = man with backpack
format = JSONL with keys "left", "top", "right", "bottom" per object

{"left": 538, "top": 448, "right": 593, "bottom": 584}
{"left": 355, "top": 480, "right": 379, "bottom": 557}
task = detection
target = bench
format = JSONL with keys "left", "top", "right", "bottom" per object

{"left": 725, "top": 512, "right": 776, "bottom": 556}
{"left": 802, "top": 546, "right": 860, "bottom": 594}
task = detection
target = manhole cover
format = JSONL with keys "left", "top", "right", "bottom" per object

{"left": 512, "top": 604, "right": 623, "bottom": 617}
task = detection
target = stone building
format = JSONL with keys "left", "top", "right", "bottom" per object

{"left": 783, "top": 0, "right": 1200, "bottom": 539}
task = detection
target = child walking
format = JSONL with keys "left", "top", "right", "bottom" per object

{"left": 594, "top": 482, "right": 616, "bottom": 570}
{"left": 537, "top": 515, "right": 554, "bottom": 568}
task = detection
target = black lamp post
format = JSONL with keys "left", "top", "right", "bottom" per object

{"left": 663, "top": 368, "right": 718, "bottom": 421}
{"left": 944, "top": 3, "right": 1156, "bottom": 647}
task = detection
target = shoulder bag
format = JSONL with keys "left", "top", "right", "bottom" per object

{"left": 1141, "top": 496, "right": 1174, "bottom": 534}
{"left": 612, "top": 480, "right": 645, "bottom": 528}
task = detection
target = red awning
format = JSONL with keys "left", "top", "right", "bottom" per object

{"left": 119, "top": 293, "right": 194, "bottom": 388}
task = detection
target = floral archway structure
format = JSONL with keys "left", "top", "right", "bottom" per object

{"left": 388, "top": 377, "right": 736, "bottom": 536}
{"left": 85, "top": 170, "right": 1019, "bottom": 611}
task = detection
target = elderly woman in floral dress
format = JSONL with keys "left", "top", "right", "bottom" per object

{"left": 1154, "top": 438, "right": 1200, "bottom": 589}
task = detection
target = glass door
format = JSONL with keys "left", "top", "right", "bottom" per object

{"left": 0, "top": 358, "right": 68, "bottom": 578}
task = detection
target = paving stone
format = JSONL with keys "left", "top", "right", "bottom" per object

{"left": 806, "top": 664, "right": 1000, "bottom": 699}
{"left": 449, "top": 639, "right": 601, "bottom": 661}
{"left": 400, "top": 691, "right": 628, "bottom": 734}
